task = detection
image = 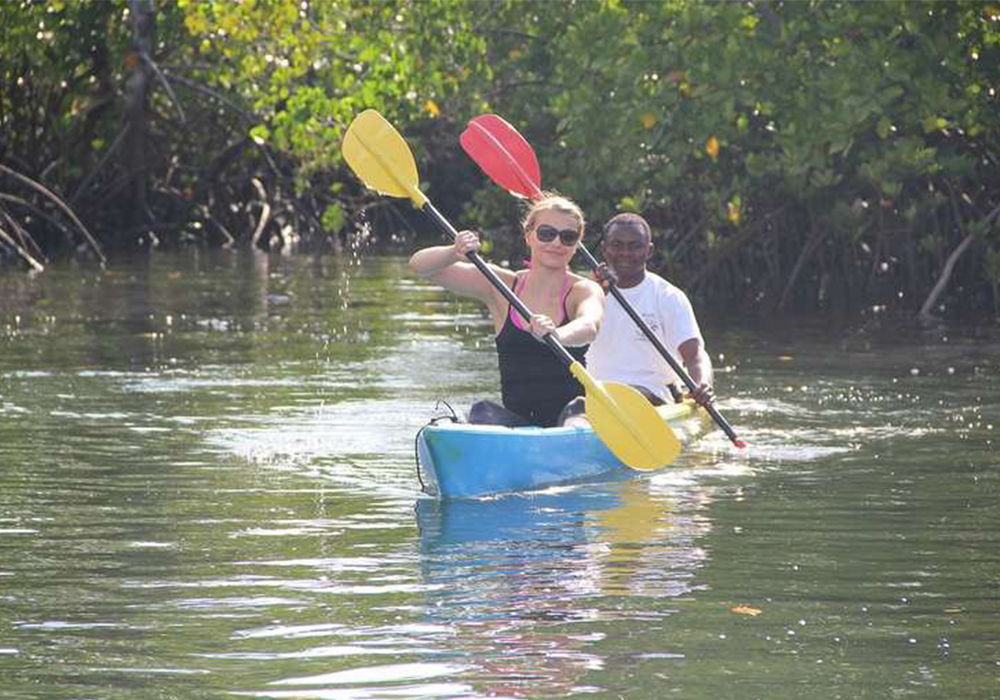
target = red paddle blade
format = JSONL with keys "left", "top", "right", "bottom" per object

{"left": 460, "top": 114, "right": 543, "bottom": 200}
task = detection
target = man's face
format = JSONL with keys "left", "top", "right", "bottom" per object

{"left": 602, "top": 224, "right": 652, "bottom": 284}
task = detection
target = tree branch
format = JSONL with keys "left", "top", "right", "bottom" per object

{"left": 0, "top": 163, "right": 106, "bottom": 264}
{"left": 70, "top": 123, "right": 130, "bottom": 204}
{"left": 918, "top": 233, "right": 974, "bottom": 321}
{"left": 162, "top": 72, "right": 256, "bottom": 123}
{"left": 250, "top": 177, "right": 271, "bottom": 248}
{"left": 917, "top": 198, "right": 1000, "bottom": 321}
{"left": 141, "top": 52, "right": 186, "bottom": 123}
{"left": 0, "top": 205, "right": 45, "bottom": 272}
{"left": 0, "top": 193, "right": 71, "bottom": 253}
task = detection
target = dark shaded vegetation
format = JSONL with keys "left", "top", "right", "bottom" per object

{"left": 1, "top": 0, "right": 998, "bottom": 321}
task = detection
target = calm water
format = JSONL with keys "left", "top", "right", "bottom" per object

{"left": 1, "top": 249, "right": 997, "bottom": 699}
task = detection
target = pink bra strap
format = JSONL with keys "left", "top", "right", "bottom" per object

{"left": 559, "top": 274, "right": 573, "bottom": 320}
{"left": 509, "top": 274, "right": 529, "bottom": 331}
{"left": 508, "top": 272, "right": 573, "bottom": 331}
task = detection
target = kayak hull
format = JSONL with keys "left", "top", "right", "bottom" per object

{"left": 416, "top": 401, "right": 706, "bottom": 499}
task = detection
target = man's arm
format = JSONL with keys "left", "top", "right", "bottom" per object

{"left": 678, "top": 337, "right": 714, "bottom": 406}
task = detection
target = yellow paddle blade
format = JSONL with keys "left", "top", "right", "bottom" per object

{"left": 569, "top": 363, "right": 681, "bottom": 471}
{"left": 342, "top": 109, "right": 428, "bottom": 207}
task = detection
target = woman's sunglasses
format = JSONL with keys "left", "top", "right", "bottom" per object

{"left": 534, "top": 224, "right": 582, "bottom": 246}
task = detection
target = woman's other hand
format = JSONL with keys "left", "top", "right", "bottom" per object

{"left": 528, "top": 313, "right": 556, "bottom": 341}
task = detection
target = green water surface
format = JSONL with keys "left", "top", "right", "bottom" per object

{"left": 1, "top": 250, "right": 997, "bottom": 699}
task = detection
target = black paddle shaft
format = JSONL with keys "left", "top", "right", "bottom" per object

{"left": 420, "top": 202, "right": 577, "bottom": 367}
{"left": 575, "top": 245, "right": 743, "bottom": 445}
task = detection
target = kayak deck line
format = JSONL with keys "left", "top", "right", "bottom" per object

{"left": 416, "top": 400, "right": 710, "bottom": 500}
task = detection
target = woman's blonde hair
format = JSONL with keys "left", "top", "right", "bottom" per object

{"left": 521, "top": 192, "right": 585, "bottom": 234}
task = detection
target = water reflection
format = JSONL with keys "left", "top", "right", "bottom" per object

{"left": 414, "top": 480, "right": 712, "bottom": 697}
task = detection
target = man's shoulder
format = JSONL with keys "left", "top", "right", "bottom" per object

{"left": 644, "top": 271, "right": 687, "bottom": 299}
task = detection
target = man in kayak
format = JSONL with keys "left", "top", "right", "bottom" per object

{"left": 584, "top": 212, "right": 714, "bottom": 408}
{"left": 409, "top": 194, "right": 606, "bottom": 427}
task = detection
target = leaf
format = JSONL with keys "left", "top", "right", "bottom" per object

{"left": 731, "top": 605, "right": 762, "bottom": 616}
{"left": 619, "top": 196, "right": 639, "bottom": 212}
{"left": 249, "top": 124, "right": 269, "bottom": 145}
{"left": 727, "top": 196, "right": 741, "bottom": 224}
{"left": 922, "top": 114, "right": 946, "bottom": 133}
{"left": 706, "top": 136, "right": 720, "bottom": 161}
{"left": 876, "top": 116, "right": 892, "bottom": 139}
{"left": 321, "top": 203, "right": 344, "bottom": 232}
{"left": 881, "top": 180, "right": 901, "bottom": 198}
{"left": 810, "top": 168, "right": 841, "bottom": 188}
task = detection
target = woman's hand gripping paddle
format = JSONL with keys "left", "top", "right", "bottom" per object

{"left": 461, "top": 114, "right": 746, "bottom": 449}
{"left": 343, "top": 109, "right": 680, "bottom": 470}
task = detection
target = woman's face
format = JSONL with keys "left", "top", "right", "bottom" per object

{"left": 525, "top": 209, "right": 582, "bottom": 267}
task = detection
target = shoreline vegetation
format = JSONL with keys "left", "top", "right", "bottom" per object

{"left": 1, "top": 0, "right": 998, "bottom": 321}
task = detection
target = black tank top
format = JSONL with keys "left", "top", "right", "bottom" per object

{"left": 496, "top": 275, "right": 588, "bottom": 427}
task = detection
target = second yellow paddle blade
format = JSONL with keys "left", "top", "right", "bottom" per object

{"left": 585, "top": 380, "right": 682, "bottom": 471}
{"left": 342, "top": 110, "right": 422, "bottom": 203}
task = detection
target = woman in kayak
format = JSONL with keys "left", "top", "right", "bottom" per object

{"left": 408, "top": 193, "right": 605, "bottom": 427}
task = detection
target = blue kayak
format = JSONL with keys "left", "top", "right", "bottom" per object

{"left": 416, "top": 400, "right": 708, "bottom": 499}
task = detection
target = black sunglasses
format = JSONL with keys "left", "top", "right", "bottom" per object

{"left": 534, "top": 224, "right": 581, "bottom": 246}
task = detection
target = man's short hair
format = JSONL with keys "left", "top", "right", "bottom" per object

{"left": 604, "top": 212, "right": 651, "bottom": 240}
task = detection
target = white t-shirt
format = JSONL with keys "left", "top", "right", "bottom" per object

{"left": 585, "top": 272, "right": 702, "bottom": 401}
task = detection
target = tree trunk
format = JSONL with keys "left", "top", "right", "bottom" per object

{"left": 780, "top": 222, "right": 824, "bottom": 311}
{"left": 123, "top": 0, "right": 155, "bottom": 244}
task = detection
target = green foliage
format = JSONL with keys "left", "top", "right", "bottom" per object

{"left": 2, "top": 0, "right": 999, "bottom": 317}
{"left": 460, "top": 0, "right": 999, "bottom": 314}
{"left": 0, "top": 0, "right": 136, "bottom": 252}
{"left": 1, "top": 0, "right": 494, "bottom": 253}
{"left": 175, "top": 0, "right": 490, "bottom": 178}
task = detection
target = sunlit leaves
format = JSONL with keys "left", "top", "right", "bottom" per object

{"left": 170, "top": 0, "right": 492, "bottom": 230}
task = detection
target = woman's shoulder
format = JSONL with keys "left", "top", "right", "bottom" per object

{"left": 488, "top": 264, "right": 519, "bottom": 285}
{"left": 567, "top": 271, "right": 603, "bottom": 295}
